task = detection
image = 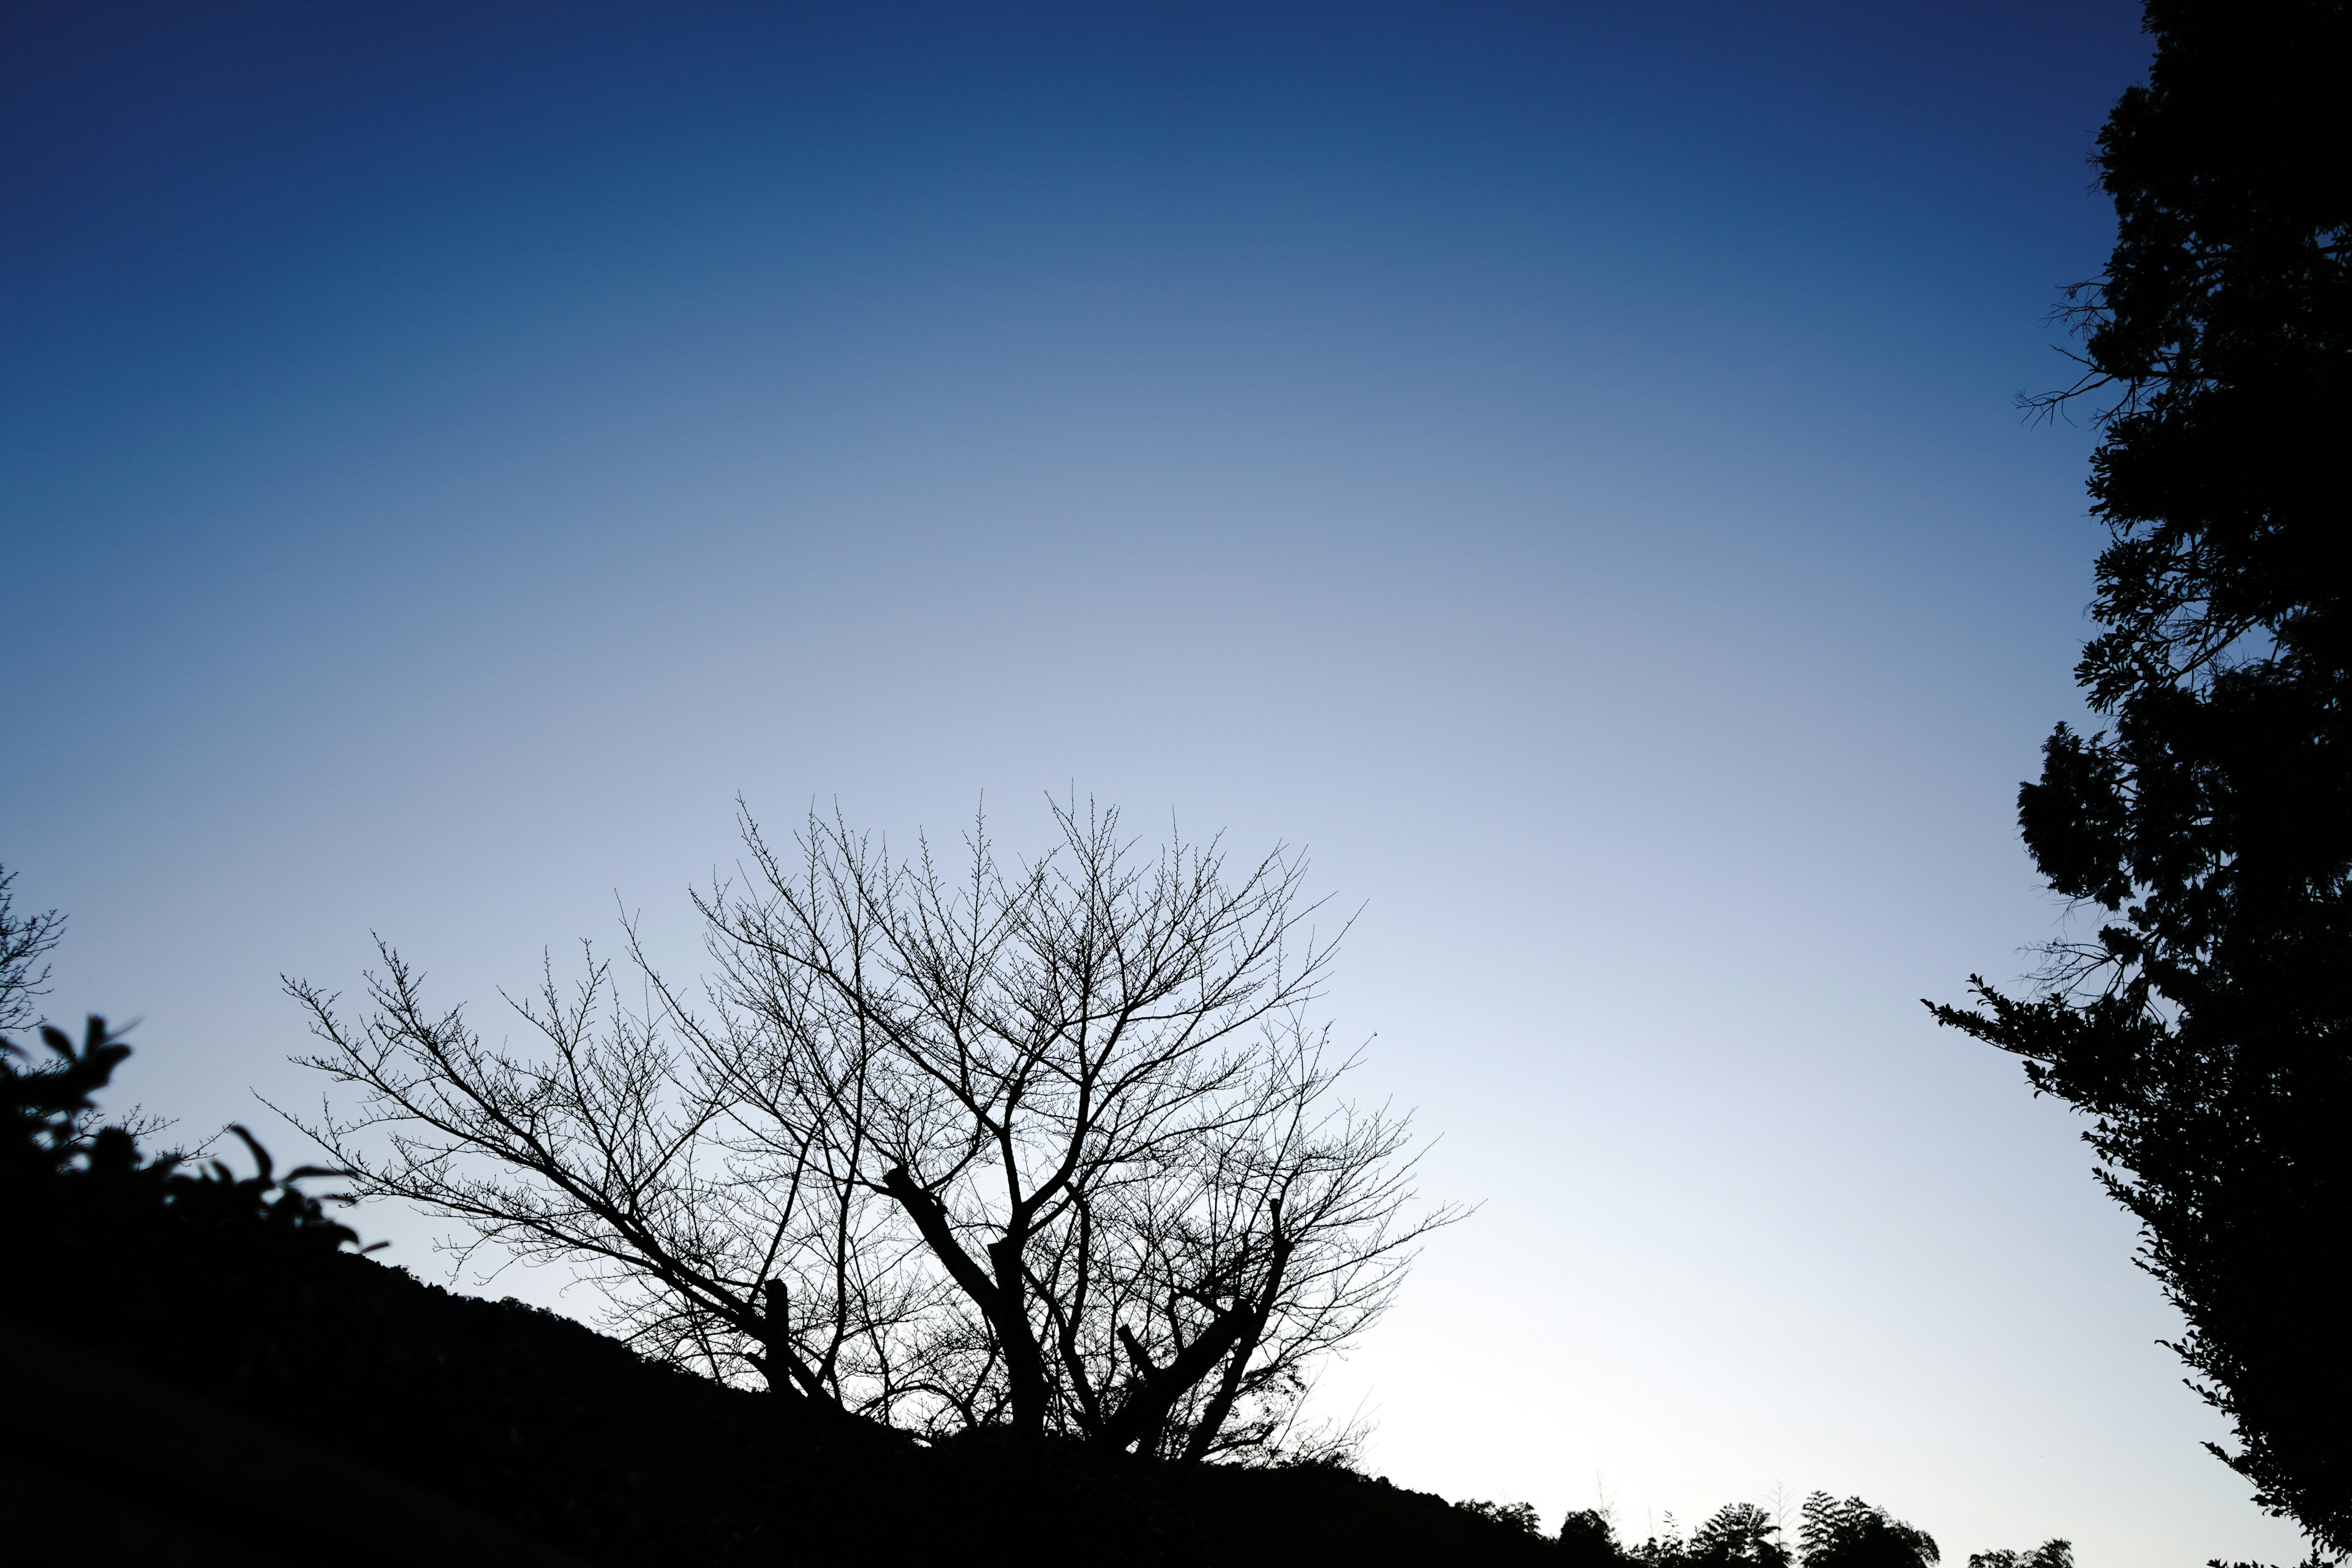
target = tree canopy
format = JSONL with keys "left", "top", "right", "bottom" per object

{"left": 1932, "top": 0, "right": 2351, "bottom": 1555}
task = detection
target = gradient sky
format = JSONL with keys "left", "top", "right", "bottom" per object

{"left": 3, "top": 4, "right": 2301, "bottom": 1563}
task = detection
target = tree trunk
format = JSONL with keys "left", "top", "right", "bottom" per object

{"left": 984, "top": 1233, "right": 1052, "bottom": 1442}
{"left": 755, "top": 1278, "right": 821, "bottom": 1405}
{"left": 1182, "top": 1226, "right": 1294, "bottom": 1463}
{"left": 1101, "top": 1309, "right": 1253, "bottom": 1454}
{"left": 883, "top": 1166, "right": 1052, "bottom": 1442}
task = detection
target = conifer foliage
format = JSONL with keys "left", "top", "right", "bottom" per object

{"left": 1931, "top": 1, "right": 2351, "bottom": 1553}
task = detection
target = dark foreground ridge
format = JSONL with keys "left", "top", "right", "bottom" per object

{"left": 6, "top": 1017, "right": 1548, "bottom": 1568}
{"left": 6, "top": 1014, "right": 2084, "bottom": 1567}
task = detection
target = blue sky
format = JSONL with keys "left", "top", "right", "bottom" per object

{"left": 3, "top": 4, "right": 2301, "bottom": 1562}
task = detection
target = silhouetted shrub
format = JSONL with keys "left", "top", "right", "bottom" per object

{"left": 1461, "top": 1499, "right": 1545, "bottom": 1534}
{"left": 4, "top": 1014, "right": 363, "bottom": 1254}
{"left": 1561, "top": 1507, "right": 1625, "bottom": 1566}
{"left": 1966, "top": 1544, "right": 2070, "bottom": 1568}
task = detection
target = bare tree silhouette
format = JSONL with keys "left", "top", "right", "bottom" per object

{"left": 0, "top": 863, "right": 66, "bottom": 1035}
{"left": 288, "top": 799, "right": 1453, "bottom": 1460}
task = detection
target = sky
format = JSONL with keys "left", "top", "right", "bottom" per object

{"left": 1, "top": 2, "right": 2305, "bottom": 1562}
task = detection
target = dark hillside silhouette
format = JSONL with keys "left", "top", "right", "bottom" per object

{"left": 5, "top": 1014, "right": 1548, "bottom": 1567}
{"left": 12, "top": 1321, "right": 589, "bottom": 1568}
{"left": 3, "top": 876, "right": 2070, "bottom": 1567}
{"left": 1931, "top": 0, "right": 2352, "bottom": 1555}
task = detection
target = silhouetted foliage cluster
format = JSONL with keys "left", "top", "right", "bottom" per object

{"left": 1638, "top": 1500, "right": 1792, "bottom": 1568}
{"left": 6, "top": 1015, "right": 364, "bottom": 1253}
{"left": 1550, "top": 1495, "right": 2064, "bottom": 1568}
{"left": 1967, "top": 1545, "right": 2076, "bottom": 1568}
{"left": 1794, "top": 1494, "right": 1940, "bottom": 1568}
{"left": 1931, "top": 1, "right": 2351, "bottom": 1555}
{"left": 4, "top": 1006, "right": 1545, "bottom": 1566}
{"left": 1561, "top": 1509, "right": 1626, "bottom": 1567}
